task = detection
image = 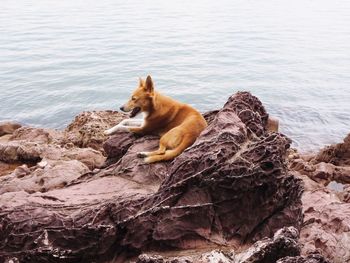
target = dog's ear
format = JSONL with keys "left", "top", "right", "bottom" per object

{"left": 144, "top": 75, "right": 154, "bottom": 93}
{"left": 139, "top": 77, "right": 144, "bottom": 87}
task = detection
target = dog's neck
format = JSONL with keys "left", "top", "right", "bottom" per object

{"left": 142, "top": 112, "right": 149, "bottom": 119}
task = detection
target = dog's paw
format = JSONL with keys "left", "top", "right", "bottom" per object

{"left": 137, "top": 152, "right": 148, "bottom": 158}
{"left": 104, "top": 129, "right": 112, "bottom": 135}
{"left": 143, "top": 157, "right": 153, "bottom": 164}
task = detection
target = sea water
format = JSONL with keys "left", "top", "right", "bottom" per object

{"left": 0, "top": 0, "right": 349, "bottom": 151}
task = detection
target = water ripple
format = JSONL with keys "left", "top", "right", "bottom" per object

{"left": 0, "top": 0, "right": 350, "bottom": 152}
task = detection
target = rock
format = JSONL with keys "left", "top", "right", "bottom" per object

{"left": 233, "top": 227, "right": 300, "bottom": 263}
{"left": 103, "top": 131, "right": 138, "bottom": 163}
{"left": 135, "top": 227, "right": 300, "bottom": 263}
{"left": 297, "top": 174, "right": 350, "bottom": 263}
{"left": 312, "top": 133, "right": 350, "bottom": 166}
{"left": 61, "top": 147, "right": 106, "bottom": 170}
{"left": 286, "top": 131, "right": 350, "bottom": 263}
{"left": 0, "top": 161, "right": 21, "bottom": 177}
{"left": 10, "top": 126, "right": 62, "bottom": 144}
{"left": 0, "top": 140, "right": 42, "bottom": 163}
{"left": 0, "top": 92, "right": 303, "bottom": 262}
{"left": 277, "top": 252, "right": 331, "bottom": 263}
{"left": 101, "top": 135, "right": 171, "bottom": 190}
{"left": 0, "top": 121, "right": 21, "bottom": 136}
{"left": 199, "top": 250, "right": 235, "bottom": 263}
{"left": 0, "top": 160, "right": 90, "bottom": 194}
{"left": 289, "top": 132, "right": 350, "bottom": 187}
{"left": 63, "top": 110, "right": 126, "bottom": 151}
{"left": 0, "top": 126, "right": 106, "bottom": 170}
{"left": 343, "top": 184, "right": 350, "bottom": 203}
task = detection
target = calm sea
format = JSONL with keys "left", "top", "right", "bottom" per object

{"left": 0, "top": 0, "right": 349, "bottom": 151}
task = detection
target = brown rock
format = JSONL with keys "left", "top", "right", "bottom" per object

{"left": 0, "top": 161, "right": 21, "bottom": 177}
{"left": 10, "top": 126, "right": 62, "bottom": 144}
{"left": 278, "top": 252, "right": 331, "bottom": 263}
{"left": 313, "top": 133, "right": 350, "bottom": 166}
{"left": 0, "top": 92, "right": 303, "bottom": 262}
{"left": 233, "top": 227, "right": 300, "bottom": 263}
{"left": 287, "top": 132, "right": 350, "bottom": 262}
{"left": 298, "top": 175, "right": 350, "bottom": 263}
{"left": 63, "top": 110, "right": 126, "bottom": 151}
{"left": 135, "top": 227, "right": 301, "bottom": 263}
{"left": 0, "top": 121, "right": 21, "bottom": 136}
{"left": 103, "top": 131, "right": 138, "bottom": 163}
{"left": 0, "top": 160, "right": 89, "bottom": 195}
{"left": 0, "top": 125, "right": 106, "bottom": 171}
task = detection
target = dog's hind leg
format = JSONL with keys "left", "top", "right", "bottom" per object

{"left": 137, "top": 144, "right": 166, "bottom": 158}
{"left": 144, "top": 135, "right": 194, "bottom": 163}
{"left": 137, "top": 129, "right": 181, "bottom": 158}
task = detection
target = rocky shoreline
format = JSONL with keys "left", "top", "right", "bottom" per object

{"left": 0, "top": 92, "right": 348, "bottom": 263}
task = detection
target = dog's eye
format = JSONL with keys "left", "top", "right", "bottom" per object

{"left": 132, "top": 97, "right": 136, "bottom": 101}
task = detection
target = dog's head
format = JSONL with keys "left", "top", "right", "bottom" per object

{"left": 120, "top": 75, "right": 154, "bottom": 117}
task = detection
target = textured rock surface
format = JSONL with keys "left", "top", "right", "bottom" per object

{"left": 289, "top": 133, "right": 350, "bottom": 186}
{"left": 63, "top": 110, "right": 127, "bottom": 151}
{"left": 0, "top": 121, "right": 21, "bottom": 136}
{"left": 135, "top": 227, "right": 301, "bottom": 263}
{"left": 277, "top": 253, "right": 331, "bottom": 263}
{"left": 0, "top": 92, "right": 303, "bottom": 262}
{"left": 288, "top": 132, "right": 350, "bottom": 263}
{"left": 295, "top": 173, "right": 350, "bottom": 263}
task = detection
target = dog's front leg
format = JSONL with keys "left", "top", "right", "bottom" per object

{"left": 104, "top": 119, "right": 143, "bottom": 135}
{"left": 128, "top": 126, "right": 144, "bottom": 134}
{"left": 124, "top": 119, "right": 143, "bottom": 127}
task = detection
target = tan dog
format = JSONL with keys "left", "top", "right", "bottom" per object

{"left": 104, "top": 75, "right": 207, "bottom": 163}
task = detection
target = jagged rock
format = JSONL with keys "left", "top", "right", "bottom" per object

{"left": 233, "top": 227, "right": 300, "bottom": 263}
{"left": 277, "top": 252, "right": 331, "bottom": 263}
{"left": 199, "top": 250, "right": 235, "bottom": 263}
{"left": 135, "top": 227, "right": 300, "bottom": 263}
{"left": 101, "top": 135, "right": 171, "bottom": 190}
{"left": 0, "top": 92, "right": 303, "bottom": 262}
{"left": 312, "top": 133, "right": 350, "bottom": 166}
{"left": 136, "top": 254, "right": 192, "bottom": 263}
{"left": 63, "top": 110, "right": 126, "bottom": 151}
{"left": 287, "top": 132, "right": 350, "bottom": 263}
{"left": 10, "top": 126, "right": 62, "bottom": 144}
{"left": 0, "top": 160, "right": 90, "bottom": 195}
{"left": 296, "top": 174, "right": 350, "bottom": 263}
{"left": 289, "top": 132, "right": 350, "bottom": 186}
{"left": 103, "top": 131, "right": 138, "bottom": 163}
{"left": 0, "top": 161, "right": 21, "bottom": 177}
{"left": 0, "top": 126, "right": 105, "bottom": 170}
{"left": 0, "top": 121, "right": 21, "bottom": 136}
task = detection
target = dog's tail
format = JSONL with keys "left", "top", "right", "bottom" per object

{"left": 144, "top": 135, "right": 194, "bottom": 163}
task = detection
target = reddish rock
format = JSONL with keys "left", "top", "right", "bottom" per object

{"left": 0, "top": 92, "right": 303, "bottom": 262}
{"left": 0, "top": 121, "right": 21, "bottom": 136}
{"left": 288, "top": 132, "right": 350, "bottom": 263}
{"left": 0, "top": 161, "right": 21, "bottom": 177}
{"left": 63, "top": 110, "right": 126, "bottom": 151}
{"left": 278, "top": 253, "right": 331, "bottom": 263}
{"left": 297, "top": 174, "right": 350, "bottom": 263}
{"left": 312, "top": 133, "right": 350, "bottom": 166}
{"left": 0, "top": 160, "right": 90, "bottom": 195}
{"left": 135, "top": 227, "right": 301, "bottom": 263}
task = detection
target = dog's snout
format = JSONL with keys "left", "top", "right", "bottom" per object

{"left": 119, "top": 106, "right": 124, "bottom": 111}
